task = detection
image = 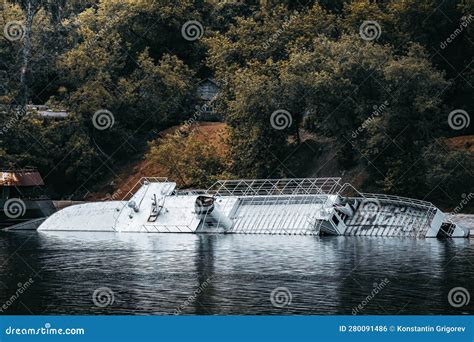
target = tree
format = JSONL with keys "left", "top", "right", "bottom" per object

{"left": 282, "top": 35, "right": 390, "bottom": 145}
{"left": 422, "top": 141, "right": 474, "bottom": 201}
{"left": 56, "top": 1, "right": 199, "bottom": 160}
{"left": 222, "top": 62, "right": 292, "bottom": 178}
{"left": 343, "top": 0, "right": 473, "bottom": 132}
{"left": 147, "top": 126, "right": 229, "bottom": 188}
{"left": 0, "top": 113, "right": 102, "bottom": 197}
{"left": 118, "top": 50, "right": 195, "bottom": 129}
{"left": 204, "top": 3, "right": 338, "bottom": 78}
{"left": 361, "top": 45, "right": 450, "bottom": 195}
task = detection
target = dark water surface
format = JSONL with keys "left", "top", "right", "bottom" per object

{"left": 0, "top": 231, "right": 473, "bottom": 315}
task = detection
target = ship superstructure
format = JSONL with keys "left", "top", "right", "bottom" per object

{"left": 37, "top": 177, "right": 468, "bottom": 238}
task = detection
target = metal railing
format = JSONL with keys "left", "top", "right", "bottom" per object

{"left": 121, "top": 177, "right": 169, "bottom": 201}
{"left": 357, "top": 193, "right": 436, "bottom": 209}
{"left": 207, "top": 178, "right": 342, "bottom": 197}
{"left": 344, "top": 195, "right": 438, "bottom": 238}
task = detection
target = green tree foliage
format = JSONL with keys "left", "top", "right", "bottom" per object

{"left": 205, "top": 3, "right": 337, "bottom": 76}
{"left": 282, "top": 35, "right": 391, "bottom": 141}
{"left": 205, "top": 0, "right": 470, "bottom": 200}
{"left": 422, "top": 141, "right": 474, "bottom": 200}
{"left": 0, "top": 113, "right": 101, "bottom": 195}
{"left": 147, "top": 127, "right": 229, "bottom": 188}
{"left": 343, "top": 0, "right": 473, "bottom": 132}
{"left": 56, "top": 0, "right": 201, "bottom": 156}
{"left": 360, "top": 45, "right": 450, "bottom": 195}
{"left": 118, "top": 50, "right": 195, "bottom": 129}
{"left": 224, "top": 62, "right": 292, "bottom": 178}
{"left": 0, "top": 0, "right": 471, "bottom": 204}
{"left": 208, "top": 0, "right": 260, "bottom": 32}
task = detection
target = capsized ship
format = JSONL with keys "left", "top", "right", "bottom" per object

{"left": 37, "top": 177, "right": 469, "bottom": 238}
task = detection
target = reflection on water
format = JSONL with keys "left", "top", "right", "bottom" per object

{"left": 0, "top": 231, "right": 473, "bottom": 315}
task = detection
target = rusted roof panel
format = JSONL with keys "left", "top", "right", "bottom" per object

{"left": 0, "top": 171, "right": 44, "bottom": 186}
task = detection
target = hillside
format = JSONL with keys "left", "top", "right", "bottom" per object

{"left": 2, "top": 0, "right": 472, "bottom": 218}
{"left": 445, "top": 135, "right": 474, "bottom": 153}
{"left": 89, "top": 124, "right": 473, "bottom": 212}
{"left": 86, "top": 122, "right": 227, "bottom": 200}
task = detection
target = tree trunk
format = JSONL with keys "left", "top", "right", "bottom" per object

{"left": 295, "top": 125, "right": 301, "bottom": 145}
{"left": 20, "top": 1, "right": 34, "bottom": 106}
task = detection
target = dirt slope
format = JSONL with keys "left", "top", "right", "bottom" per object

{"left": 86, "top": 122, "right": 226, "bottom": 200}
{"left": 88, "top": 129, "right": 473, "bottom": 201}
{"left": 445, "top": 135, "right": 474, "bottom": 153}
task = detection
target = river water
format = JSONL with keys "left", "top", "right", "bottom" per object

{"left": 0, "top": 231, "right": 472, "bottom": 315}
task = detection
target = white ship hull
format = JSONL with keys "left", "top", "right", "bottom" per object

{"left": 38, "top": 178, "right": 469, "bottom": 238}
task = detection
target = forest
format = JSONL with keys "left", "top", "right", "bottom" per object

{"left": 0, "top": 0, "right": 472, "bottom": 208}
